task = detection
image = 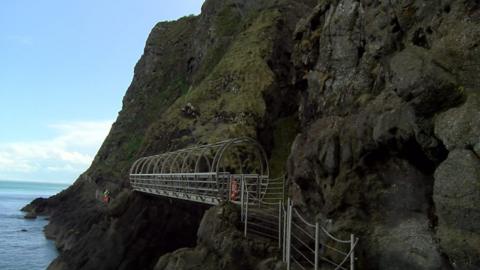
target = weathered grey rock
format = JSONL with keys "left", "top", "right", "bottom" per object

{"left": 372, "top": 105, "right": 417, "bottom": 147}
{"left": 389, "top": 46, "right": 463, "bottom": 116}
{"left": 291, "top": 1, "right": 480, "bottom": 269}
{"left": 435, "top": 93, "right": 480, "bottom": 151}
{"left": 434, "top": 149, "right": 480, "bottom": 269}
{"left": 155, "top": 247, "right": 211, "bottom": 270}
{"left": 256, "top": 258, "right": 286, "bottom": 270}
{"left": 107, "top": 189, "right": 132, "bottom": 217}
{"left": 474, "top": 142, "right": 480, "bottom": 157}
{"left": 370, "top": 216, "right": 443, "bottom": 270}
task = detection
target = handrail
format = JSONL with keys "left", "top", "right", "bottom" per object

{"left": 320, "top": 226, "right": 352, "bottom": 244}
{"left": 334, "top": 238, "right": 359, "bottom": 270}
{"left": 132, "top": 172, "right": 217, "bottom": 176}
{"left": 293, "top": 208, "right": 316, "bottom": 228}
{"left": 283, "top": 200, "right": 357, "bottom": 270}
{"left": 292, "top": 222, "right": 315, "bottom": 241}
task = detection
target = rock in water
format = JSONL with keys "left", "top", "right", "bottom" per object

{"left": 24, "top": 212, "right": 37, "bottom": 220}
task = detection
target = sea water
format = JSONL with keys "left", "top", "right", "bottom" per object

{"left": 0, "top": 180, "right": 68, "bottom": 270}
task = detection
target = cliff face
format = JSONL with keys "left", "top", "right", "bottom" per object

{"left": 289, "top": 0, "right": 480, "bottom": 269}
{"left": 25, "top": 0, "right": 480, "bottom": 269}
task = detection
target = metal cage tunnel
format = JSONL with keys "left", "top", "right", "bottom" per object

{"left": 129, "top": 137, "right": 270, "bottom": 204}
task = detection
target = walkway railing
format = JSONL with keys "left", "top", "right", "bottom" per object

{"left": 241, "top": 188, "right": 358, "bottom": 270}
{"left": 131, "top": 172, "right": 268, "bottom": 205}
{"left": 283, "top": 199, "right": 358, "bottom": 270}
{"left": 242, "top": 180, "right": 283, "bottom": 247}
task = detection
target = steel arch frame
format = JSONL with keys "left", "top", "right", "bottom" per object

{"left": 129, "top": 137, "right": 270, "bottom": 204}
{"left": 130, "top": 137, "right": 269, "bottom": 177}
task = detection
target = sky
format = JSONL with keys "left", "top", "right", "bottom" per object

{"left": 0, "top": 0, "right": 205, "bottom": 184}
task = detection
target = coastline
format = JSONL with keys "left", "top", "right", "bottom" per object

{"left": 0, "top": 181, "right": 66, "bottom": 270}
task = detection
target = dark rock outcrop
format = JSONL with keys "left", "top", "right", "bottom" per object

{"left": 289, "top": 0, "right": 480, "bottom": 269}
{"left": 433, "top": 92, "right": 480, "bottom": 269}
{"left": 46, "top": 189, "right": 208, "bottom": 270}
{"left": 154, "top": 203, "right": 281, "bottom": 270}
{"left": 434, "top": 149, "right": 480, "bottom": 269}
{"left": 24, "top": 212, "right": 37, "bottom": 219}
{"left": 435, "top": 92, "right": 480, "bottom": 151}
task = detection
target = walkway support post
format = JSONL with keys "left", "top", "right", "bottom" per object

{"left": 240, "top": 177, "right": 245, "bottom": 221}
{"left": 257, "top": 175, "right": 261, "bottom": 202}
{"left": 228, "top": 175, "right": 232, "bottom": 202}
{"left": 278, "top": 201, "right": 282, "bottom": 249}
{"left": 244, "top": 193, "right": 249, "bottom": 237}
{"left": 286, "top": 198, "right": 292, "bottom": 270}
{"left": 315, "top": 222, "right": 319, "bottom": 270}
{"left": 350, "top": 234, "right": 355, "bottom": 270}
{"left": 283, "top": 204, "right": 286, "bottom": 262}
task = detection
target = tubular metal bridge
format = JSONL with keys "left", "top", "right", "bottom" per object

{"left": 130, "top": 137, "right": 271, "bottom": 205}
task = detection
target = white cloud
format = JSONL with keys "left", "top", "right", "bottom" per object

{"left": 46, "top": 164, "right": 79, "bottom": 172}
{"left": 0, "top": 120, "right": 112, "bottom": 182}
{"left": 0, "top": 153, "right": 38, "bottom": 173}
{"left": 49, "top": 121, "right": 112, "bottom": 147}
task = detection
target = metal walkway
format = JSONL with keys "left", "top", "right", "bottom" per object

{"left": 130, "top": 138, "right": 271, "bottom": 205}
{"left": 130, "top": 137, "right": 358, "bottom": 270}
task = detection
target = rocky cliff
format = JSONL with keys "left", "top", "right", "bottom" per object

{"left": 289, "top": 1, "right": 480, "bottom": 269}
{"left": 25, "top": 0, "right": 480, "bottom": 269}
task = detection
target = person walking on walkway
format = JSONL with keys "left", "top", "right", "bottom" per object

{"left": 103, "top": 189, "right": 110, "bottom": 204}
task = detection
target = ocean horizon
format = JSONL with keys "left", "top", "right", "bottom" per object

{"left": 0, "top": 180, "right": 69, "bottom": 270}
